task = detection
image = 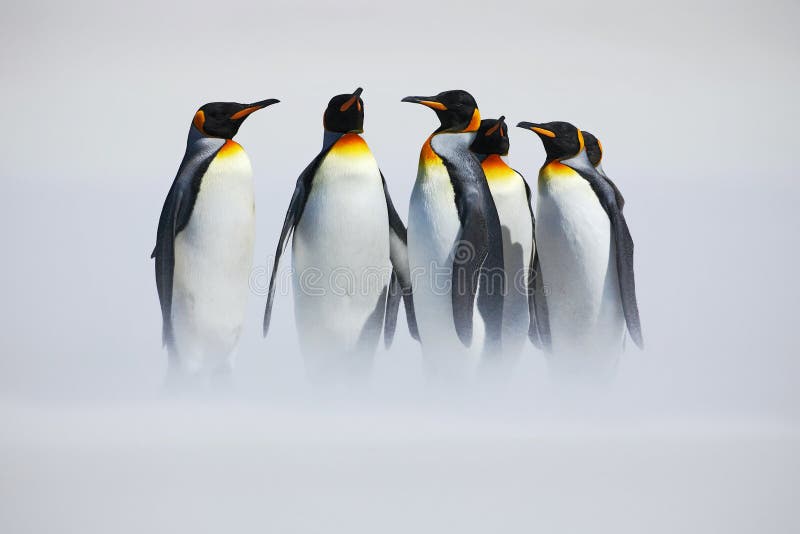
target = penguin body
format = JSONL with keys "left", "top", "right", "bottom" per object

{"left": 152, "top": 99, "right": 278, "bottom": 382}
{"left": 292, "top": 133, "right": 391, "bottom": 376}
{"left": 264, "top": 89, "right": 417, "bottom": 382}
{"left": 403, "top": 90, "right": 505, "bottom": 376}
{"left": 407, "top": 134, "right": 477, "bottom": 371}
{"left": 517, "top": 121, "right": 642, "bottom": 374}
{"left": 470, "top": 117, "right": 541, "bottom": 363}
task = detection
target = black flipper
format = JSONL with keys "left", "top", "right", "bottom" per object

{"left": 521, "top": 176, "right": 551, "bottom": 351}
{"left": 380, "top": 171, "right": 419, "bottom": 342}
{"left": 572, "top": 166, "right": 643, "bottom": 349}
{"left": 262, "top": 145, "right": 333, "bottom": 337}
{"left": 384, "top": 271, "right": 400, "bottom": 349}
{"left": 151, "top": 138, "right": 225, "bottom": 349}
{"left": 602, "top": 174, "right": 626, "bottom": 210}
{"left": 440, "top": 146, "right": 503, "bottom": 349}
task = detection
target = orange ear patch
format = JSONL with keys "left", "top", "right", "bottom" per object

{"left": 485, "top": 122, "right": 501, "bottom": 136}
{"left": 464, "top": 108, "right": 481, "bottom": 132}
{"left": 192, "top": 110, "right": 206, "bottom": 133}
{"left": 340, "top": 95, "right": 358, "bottom": 112}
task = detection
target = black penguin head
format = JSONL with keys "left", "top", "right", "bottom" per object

{"left": 401, "top": 90, "right": 481, "bottom": 133}
{"left": 192, "top": 99, "right": 279, "bottom": 139}
{"left": 582, "top": 131, "right": 603, "bottom": 167}
{"left": 323, "top": 87, "right": 365, "bottom": 134}
{"left": 516, "top": 120, "right": 584, "bottom": 161}
{"left": 470, "top": 116, "right": 510, "bottom": 156}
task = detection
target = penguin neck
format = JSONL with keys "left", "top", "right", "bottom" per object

{"left": 557, "top": 148, "right": 594, "bottom": 173}
{"left": 595, "top": 162, "right": 608, "bottom": 178}
{"left": 186, "top": 125, "right": 225, "bottom": 146}
{"left": 474, "top": 153, "right": 508, "bottom": 164}
{"left": 322, "top": 130, "right": 345, "bottom": 151}
{"left": 430, "top": 130, "right": 476, "bottom": 153}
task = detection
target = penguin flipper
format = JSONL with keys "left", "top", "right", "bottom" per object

{"left": 531, "top": 248, "right": 552, "bottom": 351}
{"left": 439, "top": 147, "right": 495, "bottom": 348}
{"left": 384, "top": 271, "right": 401, "bottom": 349}
{"left": 263, "top": 149, "right": 329, "bottom": 337}
{"left": 380, "top": 171, "right": 419, "bottom": 342}
{"left": 152, "top": 138, "right": 224, "bottom": 348}
{"left": 521, "top": 177, "right": 551, "bottom": 351}
{"left": 603, "top": 175, "right": 626, "bottom": 210}
{"left": 573, "top": 167, "right": 643, "bottom": 349}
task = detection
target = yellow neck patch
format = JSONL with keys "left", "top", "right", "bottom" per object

{"left": 481, "top": 154, "right": 517, "bottom": 183}
{"left": 217, "top": 139, "right": 244, "bottom": 159}
{"left": 540, "top": 160, "right": 579, "bottom": 182}
{"left": 330, "top": 133, "right": 371, "bottom": 157}
{"left": 419, "top": 135, "right": 444, "bottom": 170}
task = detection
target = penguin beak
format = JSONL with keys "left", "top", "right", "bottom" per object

{"left": 230, "top": 98, "right": 280, "bottom": 120}
{"left": 517, "top": 121, "right": 556, "bottom": 138}
{"left": 498, "top": 116, "right": 506, "bottom": 138}
{"left": 401, "top": 95, "right": 447, "bottom": 111}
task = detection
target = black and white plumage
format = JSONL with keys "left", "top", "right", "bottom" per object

{"left": 517, "top": 120, "right": 642, "bottom": 372}
{"left": 152, "top": 99, "right": 278, "bottom": 381}
{"left": 402, "top": 90, "right": 505, "bottom": 376}
{"left": 263, "top": 89, "right": 416, "bottom": 381}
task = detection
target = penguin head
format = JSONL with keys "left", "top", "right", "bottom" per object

{"left": 401, "top": 90, "right": 481, "bottom": 133}
{"left": 470, "top": 116, "right": 510, "bottom": 156}
{"left": 517, "top": 121, "right": 584, "bottom": 161}
{"left": 192, "top": 99, "right": 279, "bottom": 139}
{"left": 323, "top": 87, "right": 365, "bottom": 134}
{"left": 582, "top": 131, "right": 603, "bottom": 167}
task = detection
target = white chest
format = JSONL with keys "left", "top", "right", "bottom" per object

{"left": 535, "top": 166, "right": 623, "bottom": 351}
{"left": 408, "top": 163, "right": 460, "bottom": 267}
{"left": 177, "top": 146, "right": 255, "bottom": 269}
{"left": 293, "top": 141, "right": 390, "bottom": 271}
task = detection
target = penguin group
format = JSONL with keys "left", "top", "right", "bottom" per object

{"left": 152, "top": 88, "right": 643, "bottom": 387}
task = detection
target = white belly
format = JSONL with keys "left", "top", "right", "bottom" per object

{"left": 535, "top": 173, "right": 625, "bottom": 363}
{"left": 408, "top": 164, "right": 483, "bottom": 374}
{"left": 488, "top": 178, "right": 534, "bottom": 359}
{"left": 291, "top": 143, "right": 391, "bottom": 373}
{"left": 172, "top": 146, "right": 255, "bottom": 373}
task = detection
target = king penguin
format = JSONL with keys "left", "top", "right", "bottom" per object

{"left": 402, "top": 90, "right": 505, "bottom": 377}
{"left": 469, "top": 116, "right": 549, "bottom": 364}
{"left": 516, "top": 120, "right": 643, "bottom": 376}
{"left": 583, "top": 131, "right": 626, "bottom": 210}
{"left": 152, "top": 98, "right": 279, "bottom": 385}
{"left": 263, "top": 88, "right": 417, "bottom": 384}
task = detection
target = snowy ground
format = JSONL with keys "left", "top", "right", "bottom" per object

{"left": 1, "top": 400, "right": 797, "bottom": 534}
